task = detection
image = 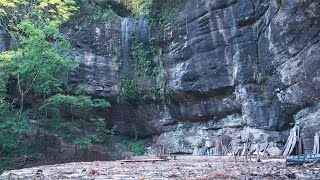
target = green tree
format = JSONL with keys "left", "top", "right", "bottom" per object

{"left": 13, "top": 21, "right": 77, "bottom": 114}
{"left": 0, "top": 51, "right": 12, "bottom": 109}
{"left": 93, "top": 0, "right": 152, "bottom": 16}
{"left": 0, "top": 0, "right": 77, "bottom": 31}
{"left": 40, "top": 94, "right": 112, "bottom": 159}
{"left": 0, "top": 0, "right": 78, "bottom": 114}
{"left": 40, "top": 94, "right": 111, "bottom": 121}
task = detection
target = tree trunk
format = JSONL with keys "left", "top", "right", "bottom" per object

{"left": 19, "top": 94, "right": 24, "bottom": 115}
{"left": 17, "top": 74, "right": 25, "bottom": 116}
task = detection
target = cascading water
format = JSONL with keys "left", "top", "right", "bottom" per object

{"left": 121, "top": 18, "right": 129, "bottom": 53}
{"left": 137, "top": 16, "right": 149, "bottom": 44}
{"left": 120, "top": 17, "right": 149, "bottom": 77}
{"left": 120, "top": 17, "right": 132, "bottom": 77}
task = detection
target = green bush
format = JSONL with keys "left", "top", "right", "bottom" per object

{"left": 131, "top": 42, "right": 156, "bottom": 77}
{"left": 121, "top": 77, "right": 141, "bottom": 100}
{"left": 72, "top": 137, "right": 93, "bottom": 149}
{"left": 126, "top": 140, "right": 145, "bottom": 155}
{"left": 0, "top": 110, "right": 31, "bottom": 173}
{"left": 40, "top": 94, "right": 111, "bottom": 121}
{"left": 0, "top": 111, "right": 29, "bottom": 154}
{"left": 0, "top": 160, "right": 14, "bottom": 174}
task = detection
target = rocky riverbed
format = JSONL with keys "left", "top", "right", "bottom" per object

{"left": 1, "top": 156, "right": 320, "bottom": 179}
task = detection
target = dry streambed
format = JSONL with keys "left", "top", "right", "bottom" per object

{"left": 1, "top": 156, "right": 320, "bottom": 179}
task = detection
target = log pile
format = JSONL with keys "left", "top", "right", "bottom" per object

{"left": 219, "top": 135, "right": 232, "bottom": 156}
{"left": 192, "top": 126, "right": 320, "bottom": 167}
{"left": 282, "top": 126, "right": 303, "bottom": 156}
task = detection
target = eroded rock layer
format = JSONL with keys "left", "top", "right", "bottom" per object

{"left": 71, "top": 0, "right": 320, "bottom": 154}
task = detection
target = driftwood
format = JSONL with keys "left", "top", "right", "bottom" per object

{"left": 234, "top": 140, "right": 277, "bottom": 162}
{"left": 233, "top": 145, "right": 242, "bottom": 162}
{"left": 243, "top": 142, "right": 251, "bottom": 161}
{"left": 234, "top": 139, "right": 260, "bottom": 162}
{"left": 283, "top": 126, "right": 301, "bottom": 156}
{"left": 192, "top": 147, "right": 200, "bottom": 156}
{"left": 313, "top": 133, "right": 319, "bottom": 154}
{"left": 286, "top": 154, "right": 320, "bottom": 166}
{"left": 146, "top": 145, "right": 165, "bottom": 156}
{"left": 256, "top": 144, "right": 261, "bottom": 162}
{"left": 221, "top": 135, "right": 232, "bottom": 155}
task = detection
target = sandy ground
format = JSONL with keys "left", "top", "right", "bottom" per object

{"left": 1, "top": 156, "right": 320, "bottom": 179}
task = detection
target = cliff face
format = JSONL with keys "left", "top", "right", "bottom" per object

{"left": 71, "top": 0, "right": 320, "bottom": 154}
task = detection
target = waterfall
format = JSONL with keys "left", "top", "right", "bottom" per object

{"left": 120, "top": 17, "right": 149, "bottom": 76}
{"left": 121, "top": 17, "right": 130, "bottom": 56}
{"left": 120, "top": 17, "right": 132, "bottom": 76}
{"left": 137, "top": 16, "right": 149, "bottom": 44}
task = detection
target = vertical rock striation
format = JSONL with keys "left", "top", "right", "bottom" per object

{"left": 70, "top": 0, "right": 320, "bottom": 154}
{"left": 151, "top": 0, "right": 320, "bottom": 153}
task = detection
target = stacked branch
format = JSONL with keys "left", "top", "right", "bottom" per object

{"left": 282, "top": 126, "right": 303, "bottom": 156}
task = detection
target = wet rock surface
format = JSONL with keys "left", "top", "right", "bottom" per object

{"left": 1, "top": 156, "right": 320, "bottom": 180}
{"left": 64, "top": 10, "right": 121, "bottom": 101}
{"left": 150, "top": 0, "right": 320, "bottom": 153}
{"left": 61, "top": 0, "right": 320, "bottom": 154}
{"left": 162, "top": 0, "right": 320, "bottom": 130}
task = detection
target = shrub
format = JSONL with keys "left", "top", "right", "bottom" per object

{"left": 121, "top": 77, "right": 141, "bottom": 101}
{"left": 126, "top": 140, "right": 145, "bottom": 155}
{"left": 40, "top": 94, "right": 110, "bottom": 121}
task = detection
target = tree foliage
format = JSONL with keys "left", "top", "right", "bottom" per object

{"left": 0, "top": 0, "right": 117, "bottom": 173}
{"left": 121, "top": 77, "right": 141, "bottom": 101}
{"left": 94, "top": 0, "right": 152, "bottom": 16}
{"left": 15, "top": 21, "right": 78, "bottom": 113}
{"left": 118, "top": 0, "right": 152, "bottom": 15}
{"left": 131, "top": 42, "right": 156, "bottom": 76}
{"left": 0, "top": 51, "right": 12, "bottom": 109}
{"left": 40, "top": 94, "right": 111, "bottom": 121}
{"left": 126, "top": 140, "right": 145, "bottom": 155}
{"left": 0, "top": 0, "right": 84, "bottom": 172}
{"left": 0, "top": 0, "right": 77, "bottom": 31}
{"left": 0, "top": 109, "right": 29, "bottom": 172}
{"left": 39, "top": 94, "right": 112, "bottom": 150}
{"left": 0, "top": 0, "right": 78, "bottom": 113}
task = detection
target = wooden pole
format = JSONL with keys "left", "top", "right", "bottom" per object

{"left": 257, "top": 144, "right": 261, "bottom": 162}
{"left": 313, "top": 133, "right": 319, "bottom": 154}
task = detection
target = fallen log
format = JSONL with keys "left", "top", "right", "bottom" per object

{"left": 286, "top": 154, "right": 320, "bottom": 166}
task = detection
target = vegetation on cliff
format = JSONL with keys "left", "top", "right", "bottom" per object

{"left": 0, "top": 0, "right": 113, "bottom": 173}
{"left": 0, "top": 0, "right": 173, "bottom": 173}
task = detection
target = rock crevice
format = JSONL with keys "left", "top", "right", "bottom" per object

{"left": 71, "top": 0, "right": 320, "bottom": 154}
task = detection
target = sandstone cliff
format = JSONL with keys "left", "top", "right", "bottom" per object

{"left": 69, "top": 0, "right": 320, "bottom": 154}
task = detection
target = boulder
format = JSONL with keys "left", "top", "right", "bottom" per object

{"left": 266, "top": 147, "right": 282, "bottom": 156}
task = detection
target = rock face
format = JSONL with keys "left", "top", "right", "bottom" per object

{"left": 64, "top": 11, "right": 121, "bottom": 101}
{"left": 65, "top": 8, "right": 163, "bottom": 138}
{"left": 72, "top": 0, "right": 320, "bottom": 154}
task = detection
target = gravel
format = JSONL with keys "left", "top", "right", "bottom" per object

{"left": 1, "top": 156, "right": 320, "bottom": 179}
